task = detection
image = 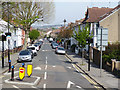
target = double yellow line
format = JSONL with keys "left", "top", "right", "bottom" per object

{"left": 72, "top": 63, "right": 102, "bottom": 90}
{"left": 65, "top": 56, "right": 102, "bottom": 89}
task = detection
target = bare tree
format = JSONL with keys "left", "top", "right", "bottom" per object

{"left": 2, "top": 2, "right": 55, "bottom": 33}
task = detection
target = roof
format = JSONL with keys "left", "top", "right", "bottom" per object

{"left": 83, "top": 7, "right": 113, "bottom": 23}
{"left": 97, "top": 5, "right": 120, "bottom": 22}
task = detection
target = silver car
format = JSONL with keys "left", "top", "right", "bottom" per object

{"left": 55, "top": 47, "right": 66, "bottom": 55}
{"left": 17, "top": 50, "right": 32, "bottom": 63}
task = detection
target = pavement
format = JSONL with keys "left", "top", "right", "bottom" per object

{"left": 66, "top": 50, "right": 120, "bottom": 90}
{"left": 0, "top": 53, "right": 18, "bottom": 73}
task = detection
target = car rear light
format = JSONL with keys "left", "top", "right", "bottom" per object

{"left": 56, "top": 47, "right": 57, "bottom": 50}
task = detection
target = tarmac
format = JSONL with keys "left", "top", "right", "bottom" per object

{"left": 1, "top": 49, "right": 120, "bottom": 90}
{"left": 66, "top": 50, "right": 120, "bottom": 90}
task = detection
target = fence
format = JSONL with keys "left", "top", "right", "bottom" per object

{"left": 1, "top": 45, "right": 23, "bottom": 58}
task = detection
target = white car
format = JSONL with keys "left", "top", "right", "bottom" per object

{"left": 34, "top": 44, "right": 40, "bottom": 51}
{"left": 39, "top": 39, "right": 43, "bottom": 42}
{"left": 27, "top": 46, "right": 37, "bottom": 56}
{"left": 49, "top": 38, "right": 53, "bottom": 42}
{"left": 17, "top": 50, "right": 32, "bottom": 63}
{"left": 55, "top": 47, "right": 66, "bottom": 55}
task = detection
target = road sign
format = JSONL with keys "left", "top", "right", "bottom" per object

{"left": 27, "top": 64, "right": 32, "bottom": 77}
{"left": 19, "top": 67, "right": 25, "bottom": 80}
{"left": 97, "top": 27, "right": 108, "bottom": 46}
{"left": 7, "top": 35, "right": 11, "bottom": 39}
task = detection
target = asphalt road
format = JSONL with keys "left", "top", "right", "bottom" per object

{"left": 2, "top": 40, "right": 102, "bottom": 90}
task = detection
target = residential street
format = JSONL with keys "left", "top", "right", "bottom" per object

{"left": 1, "top": 40, "right": 103, "bottom": 89}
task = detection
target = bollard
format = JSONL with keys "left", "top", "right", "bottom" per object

{"left": 10, "top": 65, "right": 14, "bottom": 81}
{"left": 22, "top": 63, "right": 25, "bottom": 67}
{"left": 8, "top": 60, "right": 11, "bottom": 72}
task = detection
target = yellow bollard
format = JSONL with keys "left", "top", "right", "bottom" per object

{"left": 27, "top": 64, "right": 33, "bottom": 77}
{"left": 19, "top": 67, "right": 25, "bottom": 80}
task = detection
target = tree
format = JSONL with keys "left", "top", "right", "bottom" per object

{"left": 72, "top": 23, "right": 93, "bottom": 58}
{"left": 29, "top": 30, "right": 40, "bottom": 41}
{"left": 2, "top": 2, "right": 55, "bottom": 33}
{"left": 2, "top": 2, "right": 55, "bottom": 47}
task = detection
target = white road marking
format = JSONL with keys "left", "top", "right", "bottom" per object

{"left": 5, "top": 76, "right": 41, "bottom": 85}
{"left": 46, "top": 56, "right": 47, "bottom": 60}
{"left": 44, "top": 72, "right": 47, "bottom": 80}
{"left": 67, "top": 81, "right": 75, "bottom": 88}
{"left": 76, "top": 85, "right": 82, "bottom": 88}
{"left": 72, "top": 64, "right": 79, "bottom": 72}
{"left": 34, "top": 67, "right": 41, "bottom": 70}
{"left": 52, "top": 66, "right": 56, "bottom": 68}
{"left": 12, "top": 85, "right": 22, "bottom": 90}
{"left": 4, "top": 71, "right": 19, "bottom": 75}
{"left": 43, "top": 84, "right": 46, "bottom": 89}
{"left": 67, "top": 66, "right": 72, "bottom": 69}
{"left": 46, "top": 60, "right": 47, "bottom": 64}
{"left": 45, "top": 65, "right": 47, "bottom": 70}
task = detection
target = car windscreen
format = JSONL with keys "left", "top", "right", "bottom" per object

{"left": 19, "top": 51, "right": 30, "bottom": 55}
{"left": 58, "top": 47, "right": 64, "bottom": 50}
{"left": 27, "top": 47, "right": 35, "bottom": 50}
{"left": 34, "top": 45, "right": 38, "bottom": 47}
{"left": 54, "top": 43, "right": 58, "bottom": 46}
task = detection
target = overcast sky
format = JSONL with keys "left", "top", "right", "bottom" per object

{"left": 33, "top": 1, "right": 119, "bottom": 26}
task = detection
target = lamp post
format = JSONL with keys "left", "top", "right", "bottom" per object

{"left": 63, "top": 19, "right": 66, "bottom": 27}
{"left": 7, "top": 2, "right": 10, "bottom": 63}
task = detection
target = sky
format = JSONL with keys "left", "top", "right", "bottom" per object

{"left": 33, "top": 0, "right": 119, "bottom": 26}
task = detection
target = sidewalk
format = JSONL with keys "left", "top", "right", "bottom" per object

{"left": 66, "top": 50, "right": 120, "bottom": 90}
{"left": 0, "top": 53, "right": 18, "bottom": 73}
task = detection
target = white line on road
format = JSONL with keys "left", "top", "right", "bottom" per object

{"left": 46, "top": 56, "right": 47, "bottom": 60}
{"left": 45, "top": 65, "right": 47, "bottom": 70}
{"left": 76, "top": 85, "right": 82, "bottom": 88}
{"left": 43, "top": 84, "right": 46, "bottom": 89}
{"left": 44, "top": 72, "right": 47, "bottom": 80}
{"left": 67, "top": 81, "right": 75, "bottom": 88}
{"left": 46, "top": 60, "right": 47, "bottom": 64}
{"left": 52, "top": 65, "right": 56, "bottom": 68}
{"left": 12, "top": 85, "right": 21, "bottom": 90}
{"left": 72, "top": 64, "right": 79, "bottom": 72}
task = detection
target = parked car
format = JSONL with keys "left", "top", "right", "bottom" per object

{"left": 39, "top": 39, "right": 44, "bottom": 42}
{"left": 35, "top": 41, "right": 43, "bottom": 49}
{"left": 52, "top": 43, "right": 59, "bottom": 49}
{"left": 49, "top": 38, "right": 53, "bottom": 43}
{"left": 34, "top": 44, "right": 40, "bottom": 51}
{"left": 27, "top": 46, "right": 37, "bottom": 56}
{"left": 17, "top": 50, "right": 32, "bottom": 63}
{"left": 51, "top": 41, "right": 56, "bottom": 46}
{"left": 55, "top": 47, "right": 66, "bottom": 55}
{"left": 27, "top": 49, "right": 34, "bottom": 59}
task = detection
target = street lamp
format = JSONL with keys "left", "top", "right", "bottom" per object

{"left": 7, "top": 2, "right": 11, "bottom": 63}
{"left": 63, "top": 19, "right": 66, "bottom": 27}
